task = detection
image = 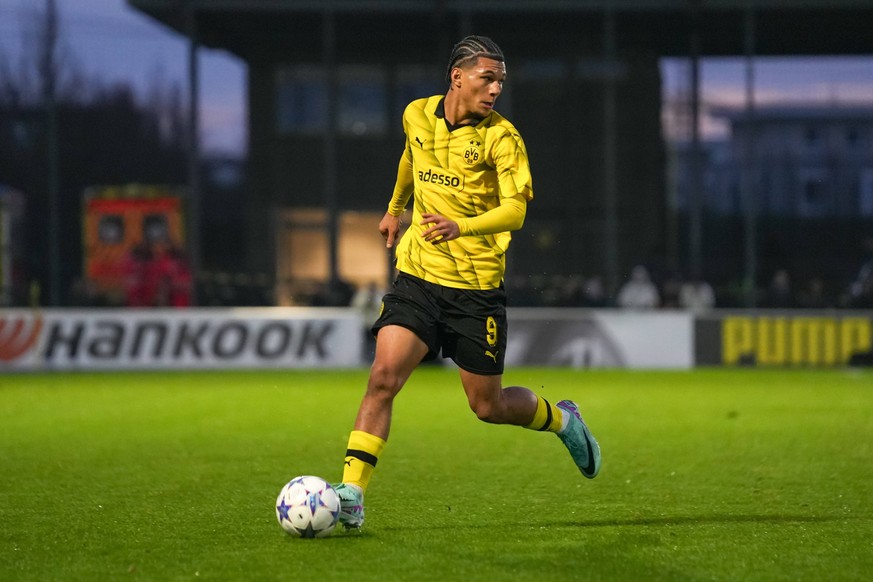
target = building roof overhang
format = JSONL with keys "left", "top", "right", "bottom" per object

{"left": 128, "top": 0, "right": 873, "bottom": 61}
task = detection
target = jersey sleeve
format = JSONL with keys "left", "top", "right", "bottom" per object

{"left": 386, "top": 113, "right": 415, "bottom": 216}
{"left": 491, "top": 127, "right": 533, "bottom": 202}
{"left": 457, "top": 193, "right": 526, "bottom": 236}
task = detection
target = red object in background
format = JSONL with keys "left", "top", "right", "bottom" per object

{"left": 166, "top": 247, "right": 193, "bottom": 307}
{"left": 82, "top": 186, "right": 187, "bottom": 306}
{"left": 120, "top": 243, "right": 152, "bottom": 307}
{"left": 120, "top": 244, "right": 192, "bottom": 308}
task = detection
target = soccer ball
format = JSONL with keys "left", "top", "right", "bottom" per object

{"left": 275, "top": 476, "right": 341, "bottom": 538}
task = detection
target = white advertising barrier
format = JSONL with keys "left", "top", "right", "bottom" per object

{"left": 506, "top": 308, "right": 693, "bottom": 369}
{"left": 0, "top": 308, "right": 363, "bottom": 371}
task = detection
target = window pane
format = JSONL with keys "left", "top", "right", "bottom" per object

{"left": 394, "top": 66, "right": 442, "bottom": 125}
{"left": 98, "top": 215, "right": 124, "bottom": 245}
{"left": 276, "top": 66, "right": 327, "bottom": 134}
{"left": 338, "top": 66, "right": 387, "bottom": 136}
{"left": 860, "top": 168, "right": 873, "bottom": 217}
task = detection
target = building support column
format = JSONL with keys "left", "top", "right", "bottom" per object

{"left": 688, "top": 1, "right": 703, "bottom": 282}
{"left": 185, "top": 0, "right": 202, "bottom": 303}
{"left": 742, "top": 5, "right": 758, "bottom": 307}
{"left": 323, "top": 5, "right": 340, "bottom": 292}
{"left": 603, "top": 8, "right": 619, "bottom": 295}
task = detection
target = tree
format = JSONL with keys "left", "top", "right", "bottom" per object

{"left": 0, "top": 3, "right": 189, "bottom": 306}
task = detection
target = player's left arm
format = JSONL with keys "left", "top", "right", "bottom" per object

{"left": 420, "top": 127, "right": 532, "bottom": 243}
{"left": 492, "top": 126, "right": 533, "bottom": 203}
{"left": 420, "top": 194, "right": 526, "bottom": 243}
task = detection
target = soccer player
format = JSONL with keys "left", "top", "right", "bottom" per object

{"left": 334, "top": 35, "right": 601, "bottom": 528}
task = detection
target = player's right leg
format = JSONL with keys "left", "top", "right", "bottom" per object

{"left": 337, "top": 325, "right": 429, "bottom": 528}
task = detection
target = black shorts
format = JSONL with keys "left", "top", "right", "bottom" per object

{"left": 372, "top": 273, "right": 507, "bottom": 375}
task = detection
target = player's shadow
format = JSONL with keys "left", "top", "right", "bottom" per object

{"left": 373, "top": 513, "right": 844, "bottom": 533}
{"left": 555, "top": 513, "right": 843, "bottom": 528}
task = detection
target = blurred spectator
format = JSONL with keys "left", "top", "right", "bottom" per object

{"left": 164, "top": 246, "right": 193, "bottom": 307}
{"left": 582, "top": 275, "right": 608, "bottom": 307}
{"left": 848, "top": 236, "right": 873, "bottom": 308}
{"left": 313, "top": 277, "right": 355, "bottom": 307}
{"left": 538, "top": 274, "right": 564, "bottom": 306}
{"left": 507, "top": 276, "right": 538, "bottom": 306}
{"left": 120, "top": 242, "right": 192, "bottom": 308}
{"left": 660, "top": 273, "right": 683, "bottom": 309}
{"left": 679, "top": 278, "right": 716, "bottom": 311}
{"left": 538, "top": 274, "right": 587, "bottom": 307}
{"left": 617, "top": 265, "right": 660, "bottom": 309}
{"left": 69, "top": 277, "right": 109, "bottom": 307}
{"left": 213, "top": 272, "right": 237, "bottom": 305}
{"left": 351, "top": 282, "right": 385, "bottom": 324}
{"left": 253, "top": 273, "right": 275, "bottom": 305}
{"left": 352, "top": 281, "right": 386, "bottom": 359}
{"left": 762, "top": 269, "right": 794, "bottom": 308}
{"left": 557, "top": 274, "right": 585, "bottom": 306}
{"left": 797, "top": 277, "right": 831, "bottom": 309}
{"left": 849, "top": 275, "right": 873, "bottom": 308}
{"left": 121, "top": 242, "right": 154, "bottom": 307}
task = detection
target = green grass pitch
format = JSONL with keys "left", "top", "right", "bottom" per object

{"left": 2, "top": 367, "right": 872, "bottom": 580}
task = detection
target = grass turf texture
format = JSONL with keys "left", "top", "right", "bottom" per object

{"left": 1, "top": 368, "right": 872, "bottom": 581}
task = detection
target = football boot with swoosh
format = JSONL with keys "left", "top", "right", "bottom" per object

{"left": 556, "top": 400, "right": 601, "bottom": 479}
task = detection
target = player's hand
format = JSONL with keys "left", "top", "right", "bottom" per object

{"left": 420, "top": 213, "right": 460, "bottom": 244}
{"left": 379, "top": 212, "right": 402, "bottom": 248}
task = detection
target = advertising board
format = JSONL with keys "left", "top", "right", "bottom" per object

{"left": 0, "top": 308, "right": 362, "bottom": 371}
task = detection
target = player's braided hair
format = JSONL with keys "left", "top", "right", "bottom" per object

{"left": 445, "top": 35, "right": 505, "bottom": 84}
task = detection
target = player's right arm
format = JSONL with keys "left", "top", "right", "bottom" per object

{"left": 387, "top": 146, "right": 414, "bottom": 216}
{"left": 379, "top": 212, "right": 403, "bottom": 248}
{"left": 382, "top": 131, "right": 415, "bottom": 248}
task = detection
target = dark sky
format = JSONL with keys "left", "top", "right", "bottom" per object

{"left": 1, "top": 0, "right": 872, "bottom": 152}
{"left": 0, "top": 0, "right": 247, "bottom": 154}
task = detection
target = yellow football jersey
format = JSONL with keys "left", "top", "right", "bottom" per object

{"left": 388, "top": 95, "right": 533, "bottom": 290}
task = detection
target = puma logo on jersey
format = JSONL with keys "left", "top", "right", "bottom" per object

{"left": 415, "top": 136, "right": 426, "bottom": 148}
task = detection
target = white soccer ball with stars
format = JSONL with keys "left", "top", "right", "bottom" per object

{"left": 276, "top": 476, "right": 341, "bottom": 538}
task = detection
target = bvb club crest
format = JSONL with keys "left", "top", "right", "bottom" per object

{"left": 463, "top": 140, "right": 482, "bottom": 165}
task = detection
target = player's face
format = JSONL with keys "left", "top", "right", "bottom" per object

{"left": 457, "top": 57, "right": 505, "bottom": 118}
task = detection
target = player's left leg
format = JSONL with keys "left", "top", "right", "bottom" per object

{"left": 555, "top": 399, "right": 601, "bottom": 478}
{"left": 458, "top": 370, "right": 550, "bottom": 426}
{"left": 447, "top": 285, "right": 601, "bottom": 478}
{"left": 459, "top": 370, "right": 601, "bottom": 478}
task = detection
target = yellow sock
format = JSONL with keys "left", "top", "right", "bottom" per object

{"left": 342, "top": 430, "right": 386, "bottom": 493}
{"left": 525, "top": 396, "right": 563, "bottom": 433}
